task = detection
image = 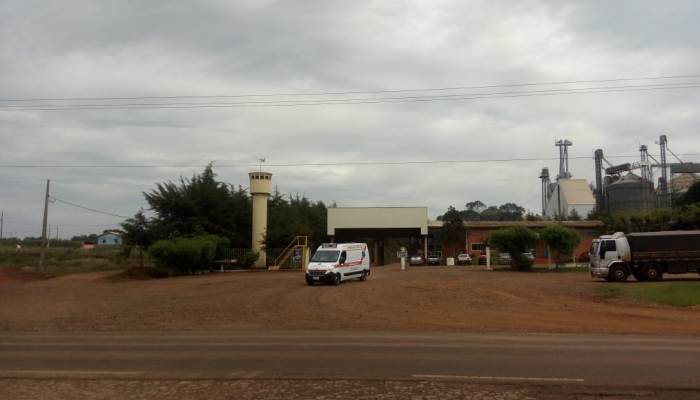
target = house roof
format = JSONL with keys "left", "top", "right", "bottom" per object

{"left": 97, "top": 231, "right": 122, "bottom": 238}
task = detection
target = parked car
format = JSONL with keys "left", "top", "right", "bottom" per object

{"left": 409, "top": 255, "right": 425, "bottom": 265}
{"left": 457, "top": 253, "right": 472, "bottom": 264}
{"left": 427, "top": 252, "right": 441, "bottom": 265}
{"left": 478, "top": 254, "right": 488, "bottom": 265}
{"left": 521, "top": 252, "right": 535, "bottom": 262}
{"left": 497, "top": 252, "right": 512, "bottom": 265}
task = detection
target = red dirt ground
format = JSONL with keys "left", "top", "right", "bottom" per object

{"left": 0, "top": 264, "right": 699, "bottom": 334}
{"left": 0, "top": 267, "right": 45, "bottom": 284}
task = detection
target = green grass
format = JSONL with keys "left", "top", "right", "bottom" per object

{"left": 0, "top": 246, "right": 141, "bottom": 276}
{"left": 540, "top": 266, "right": 589, "bottom": 273}
{"left": 594, "top": 282, "right": 700, "bottom": 307}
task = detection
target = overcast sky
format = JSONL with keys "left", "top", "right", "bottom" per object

{"left": 1, "top": 0, "right": 700, "bottom": 238}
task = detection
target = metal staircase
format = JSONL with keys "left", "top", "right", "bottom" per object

{"left": 268, "top": 236, "right": 309, "bottom": 271}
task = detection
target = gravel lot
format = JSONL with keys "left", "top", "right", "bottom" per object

{"left": 1, "top": 264, "right": 699, "bottom": 334}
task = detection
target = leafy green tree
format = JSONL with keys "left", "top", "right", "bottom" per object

{"left": 70, "top": 233, "right": 99, "bottom": 243}
{"left": 442, "top": 206, "right": 465, "bottom": 241}
{"left": 540, "top": 225, "right": 581, "bottom": 269}
{"left": 465, "top": 200, "right": 486, "bottom": 211}
{"left": 266, "top": 191, "right": 327, "bottom": 250}
{"left": 498, "top": 203, "right": 526, "bottom": 220}
{"left": 461, "top": 200, "right": 486, "bottom": 220}
{"left": 567, "top": 209, "right": 581, "bottom": 221}
{"left": 489, "top": 227, "right": 538, "bottom": 271}
{"left": 441, "top": 206, "right": 466, "bottom": 256}
{"left": 139, "top": 165, "right": 328, "bottom": 256}
{"left": 677, "top": 180, "right": 700, "bottom": 206}
{"left": 121, "top": 210, "right": 153, "bottom": 267}
{"left": 525, "top": 212, "right": 544, "bottom": 221}
{"left": 144, "top": 164, "right": 251, "bottom": 245}
{"left": 443, "top": 201, "right": 526, "bottom": 221}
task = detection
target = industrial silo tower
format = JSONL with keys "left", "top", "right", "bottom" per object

{"left": 249, "top": 171, "right": 272, "bottom": 268}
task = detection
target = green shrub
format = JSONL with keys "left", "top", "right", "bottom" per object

{"left": 239, "top": 251, "right": 260, "bottom": 268}
{"left": 540, "top": 225, "right": 581, "bottom": 269}
{"left": 511, "top": 254, "right": 533, "bottom": 271}
{"left": 149, "top": 235, "right": 226, "bottom": 274}
{"left": 489, "top": 227, "right": 538, "bottom": 271}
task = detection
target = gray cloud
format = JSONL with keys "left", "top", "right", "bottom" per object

{"left": 1, "top": 0, "right": 699, "bottom": 237}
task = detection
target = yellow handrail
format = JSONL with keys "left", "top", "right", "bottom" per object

{"left": 273, "top": 236, "right": 308, "bottom": 268}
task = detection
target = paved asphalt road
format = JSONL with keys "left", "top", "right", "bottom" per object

{"left": 1, "top": 331, "right": 699, "bottom": 389}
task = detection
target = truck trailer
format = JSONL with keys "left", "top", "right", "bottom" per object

{"left": 590, "top": 231, "right": 700, "bottom": 282}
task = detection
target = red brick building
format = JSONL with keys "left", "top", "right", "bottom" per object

{"left": 429, "top": 220, "right": 605, "bottom": 265}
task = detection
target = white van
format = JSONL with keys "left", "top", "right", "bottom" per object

{"left": 305, "top": 243, "right": 370, "bottom": 285}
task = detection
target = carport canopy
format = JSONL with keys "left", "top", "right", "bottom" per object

{"left": 327, "top": 207, "right": 428, "bottom": 236}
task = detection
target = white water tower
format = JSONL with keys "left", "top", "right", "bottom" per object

{"left": 249, "top": 171, "right": 272, "bottom": 268}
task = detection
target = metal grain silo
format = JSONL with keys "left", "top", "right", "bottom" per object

{"left": 606, "top": 173, "right": 657, "bottom": 215}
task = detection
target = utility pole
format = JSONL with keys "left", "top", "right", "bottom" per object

{"left": 1, "top": 211, "right": 4, "bottom": 243}
{"left": 39, "top": 180, "right": 50, "bottom": 272}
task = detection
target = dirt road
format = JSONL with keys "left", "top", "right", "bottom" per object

{"left": 1, "top": 265, "right": 699, "bottom": 334}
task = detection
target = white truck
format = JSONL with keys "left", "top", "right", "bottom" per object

{"left": 590, "top": 231, "right": 700, "bottom": 282}
{"left": 305, "top": 243, "right": 370, "bottom": 285}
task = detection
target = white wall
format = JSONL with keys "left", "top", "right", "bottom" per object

{"left": 327, "top": 207, "right": 428, "bottom": 235}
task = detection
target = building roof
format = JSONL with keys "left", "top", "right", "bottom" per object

{"left": 97, "top": 231, "right": 122, "bottom": 238}
{"left": 428, "top": 220, "right": 604, "bottom": 229}
{"left": 557, "top": 179, "right": 595, "bottom": 206}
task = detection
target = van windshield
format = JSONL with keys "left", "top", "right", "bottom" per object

{"left": 311, "top": 250, "right": 340, "bottom": 263}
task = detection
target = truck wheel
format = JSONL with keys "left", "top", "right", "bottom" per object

{"left": 333, "top": 273, "right": 341, "bottom": 285}
{"left": 359, "top": 271, "right": 368, "bottom": 281}
{"left": 643, "top": 264, "right": 663, "bottom": 281}
{"left": 608, "top": 265, "right": 629, "bottom": 282}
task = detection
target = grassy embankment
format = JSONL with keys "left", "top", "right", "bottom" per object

{"left": 0, "top": 246, "right": 140, "bottom": 276}
{"left": 595, "top": 282, "right": 700, "bottom": 307}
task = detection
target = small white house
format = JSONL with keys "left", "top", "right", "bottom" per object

{"left": 96, "top": 232, "right": 123, "bottom": 246}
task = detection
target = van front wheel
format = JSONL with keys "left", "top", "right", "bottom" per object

{"left": 333, "top": 273, "right": 341, "bottom": 285}
{"left": 359, "top": 271, "right": 368, "bottom": 281}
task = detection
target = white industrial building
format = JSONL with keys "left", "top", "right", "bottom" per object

{"left": 540, "top": 140, "right": 596, "bottom": 219}
{"left": 543, "top": 179, "right": 595, "bottom": 218}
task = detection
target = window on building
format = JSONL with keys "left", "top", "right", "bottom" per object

{"left": 471, "top": 243, "right": 485, "bottom": 252}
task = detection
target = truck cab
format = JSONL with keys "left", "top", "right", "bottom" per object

{"left": 590, "top": 230, "right": 700, "bottom": 282}
{"left": 589, "top": 233, "right": 631, "bottom": 281}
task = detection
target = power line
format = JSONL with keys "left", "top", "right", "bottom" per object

{"left": 3, "top": 82, "right": 700, "bottom": 111}
{"left": 2, "top": 73, "right": 699, "bottom": 103}
{"left": 50, "top": 196, "right": 129, "bottom": 219}
{"left": 1, "top": 153, "right": 698, "bottom": 169}
{"left": 2, "top": 81, "right": 697, "bottom": 109}
{"left": 2, "top": 219, "right": 120, "bottom": 227}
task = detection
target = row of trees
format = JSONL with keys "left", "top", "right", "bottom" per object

{"left": 439, "top": 201, "right": 527, "bottom": 221}
{"left": 121, "top": 165, "right": 328, "bottom": 269}
{"left": 490, "top": 225, "right": 582, "bottom": 271}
